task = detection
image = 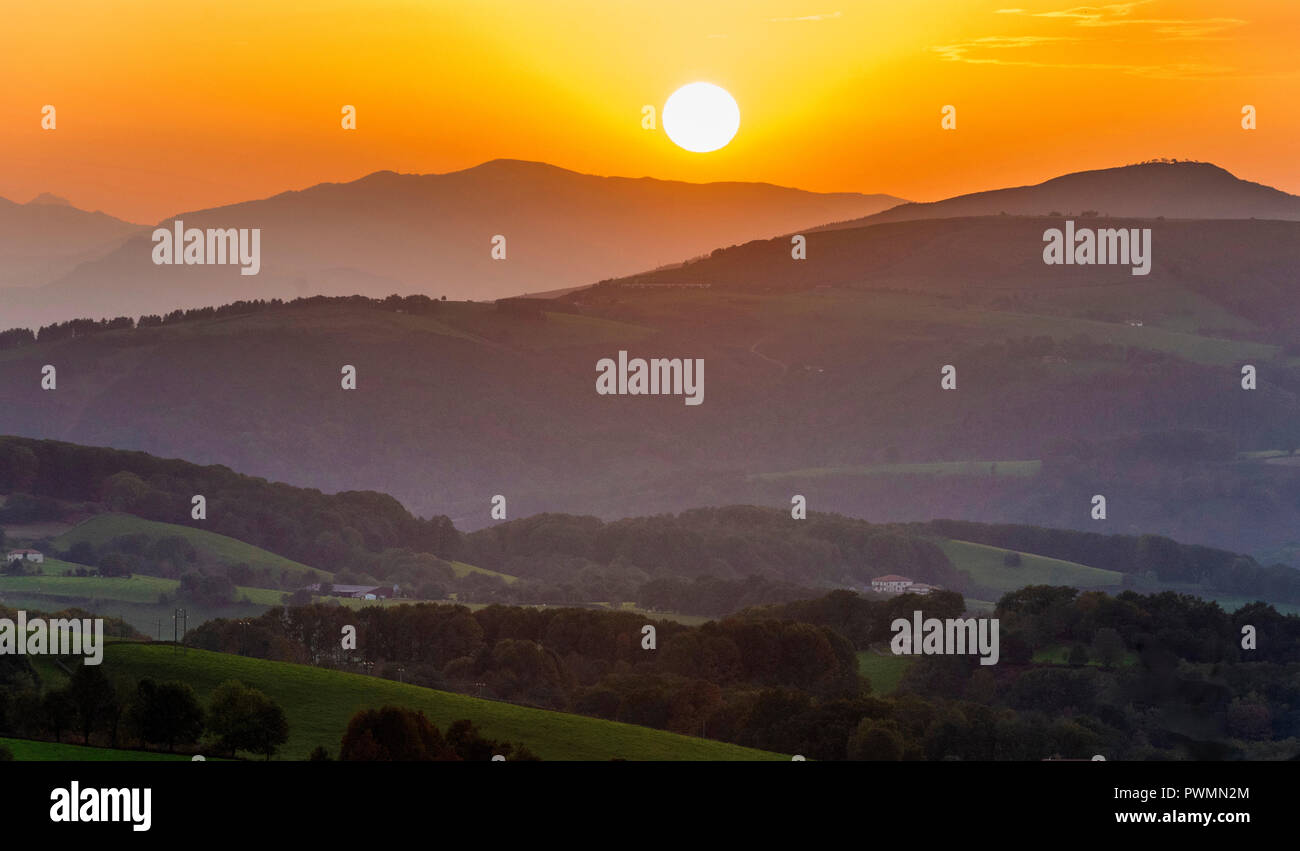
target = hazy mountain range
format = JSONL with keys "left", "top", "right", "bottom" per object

{"left": 0, "top": 193, "right": 144, "bottom": 291}
{"left": 4, "top": 159, "right": 1300, "bottom": 562}
{"left": 0, "top": 159, "right": 905, "bottom": 328}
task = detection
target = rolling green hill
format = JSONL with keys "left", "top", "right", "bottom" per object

{"left": 98, "top": 643, "right": 784, "bottom": 761}
{"left": 938, "top": 538, "right": 1124, "bottom": 594}
{"left": 56, "top": 513, "right": 328, "bottom": 581}
{"left": 50, "top": 512, "right": 513, "bottom": 586}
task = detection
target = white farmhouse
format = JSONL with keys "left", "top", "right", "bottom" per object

{"left": 6, "top": 549, "right": 45, "bottom": 565}
{"left": 871, "top": 574, "right": 913, "bottom": 594}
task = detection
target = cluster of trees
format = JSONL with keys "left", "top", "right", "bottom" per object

{"left": 873, "top": 592, "right": 1300, "bottom": 759}
{"left": 0, "top": 294, "right": 450, "bottom": 350}
{"left": 0, "top": 665, "right": 288, "bottom": 760}
{"left": 174, "top": 571, "right": 240, "bottom": 606}
{"left": 993, "top": 585, "right": 1300, "bottom": 665}
{"left": 333, "top": 706, "right": 538, "bottom": 761}
{"left": 61, "top": 533, "right": 199, "bottom": 578}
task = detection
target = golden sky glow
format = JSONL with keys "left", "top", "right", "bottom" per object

{"left": 2, "top": 0, "right": 1297, "bottom": 222}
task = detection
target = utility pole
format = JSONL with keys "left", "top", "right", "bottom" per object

{"left": 173, "top": 608, "right": 187, "bottom": 649}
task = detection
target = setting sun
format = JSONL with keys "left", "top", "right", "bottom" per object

{"left": 662, "top": 82, "right": 740, "bottom": 153}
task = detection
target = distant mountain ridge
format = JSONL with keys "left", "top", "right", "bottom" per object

{"left": 817, "top": 161, "right": 1300, "bottom": 230}
{"left": 0, "top": 194, "right": 144, "bottom": 290}
{"left": 0, "top": 159, "right": 906, "bottom": 328}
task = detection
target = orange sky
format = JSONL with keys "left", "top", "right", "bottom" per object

{"left": 2, "top": 0, "right": 1297, "bottom": 223}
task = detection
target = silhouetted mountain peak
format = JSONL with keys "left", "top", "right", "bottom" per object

{"left": 27, "top": 192, "right": 73, "bottom": 207}
{"left": 819, "top": 160, "right": 1300, "bottom": 230}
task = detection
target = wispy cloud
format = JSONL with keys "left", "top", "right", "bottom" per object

{"left": 933, "top": 1, "right": 1247, "bottom": 78}
{"left": 931, "top": 34, "right": 1229, "bottom": 79}
{"left": 770, "top": 11, "right": 842, "bottom": 22}
{"left": 1030, "top": 0, "right": 1152, "bottom": 25}
{"left": 931, "top": 34, "right": 1076, "bottom": 63}
{"left": 998, "top": 1, "right": 1245, "bottom": 38}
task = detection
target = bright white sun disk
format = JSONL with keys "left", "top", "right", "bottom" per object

{"left": 662, "top": 83, "right": 740, "bottom": 153}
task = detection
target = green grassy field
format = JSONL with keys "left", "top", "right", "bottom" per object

{"left": 939, "top": 539, "right": 1123, "bottom": 594}
{"left": 0, "top": 574, "right": 285, "bottom": 606}
{"left": 855, "top": 650, "right": 913, "bottom": 695}
{"left": 0, "top": 736, "right": 201, "bottom": 761}
{"left": 36, "top": 556, "right": 99, "bottom": 575}
{"left": 0, "top": 572, "right": 291, "bottom": 641}
{"left": 448, "top": 560, "right": 518, "bottom": 585}
{"left": 98, "top": 643, "right": 785, "bottom": 761}
{"left": 55, "top": 513, "right": 328, "bottom": 581}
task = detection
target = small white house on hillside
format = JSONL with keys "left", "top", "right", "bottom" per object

{"left": 871, "top": 574, "right": 913, "bottom": 594}
{"left": 6, "top": 549, "right": 44, "bottom": 564}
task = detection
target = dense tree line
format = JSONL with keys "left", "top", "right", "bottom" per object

{"left": 0, "top": 437, "right": 462, "bottom": 575}
{"left": 190, "top": 601, "right": 864, "bottom": 715}
{"left": 5, "top": 589, "right": 1296, "bottom": 759}
{"left": 462, "top": 507, "right": 968, "bottom": 590}
{"left": 184, "top": 587, "right": 1300, "bottom": 759}
{"left": 0, "top": 294, "right": 449, "bottom": 350}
